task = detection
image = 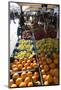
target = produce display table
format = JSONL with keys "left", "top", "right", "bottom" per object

{"left": 9, "top": 26, "right": 59, "bottom": 87}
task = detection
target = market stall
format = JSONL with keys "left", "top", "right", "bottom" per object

{"left": 9, "top": 2, "right": 59, "bottom": 88}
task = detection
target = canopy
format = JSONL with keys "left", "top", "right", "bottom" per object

{"left": 10, "top": 2, "right": 20, "bottom": 14}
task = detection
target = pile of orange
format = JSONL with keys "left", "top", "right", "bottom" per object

{"left": 9, "top": 71, "right": 41, "bottom": 87}
{"left": 10, "top": 52, "right": 59, "bottom": 87}
{"left": 39, "top": 52, "right": 59, "bottom": 85}
{"left": 10, "top": 58, "right": 38, "bottom": 72}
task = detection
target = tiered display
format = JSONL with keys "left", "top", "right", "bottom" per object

{"left": 14, "top": 40, "right": 36, "bottom": 59}
{"left": 36, "top": 38, "right": 59, "bottom": 85}
{"left": 9, "top": 30, "right": 59, "bottom": 87}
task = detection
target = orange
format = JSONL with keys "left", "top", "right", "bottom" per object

{"left": 11, "top": 84, "right": 17, "bottom": 87}
{"left": 42, "top": 74, "right": 47, "bottom": 81}
{"left": 40, "top": 53, "right": 45, "bottom": 57}
{"left": 18, "top": 64, "right": 22, "bottom": 70}
{"left": 44, "top": 81, "right": 49, "bottom": 85}
{"left": 30, "top": 63, "right": 33, "bottom": 68}
{"left": 38, "top": 58, "right": 41, "bottom": 61}
{"left": 13, "top": 67, "right": 18, "bottom": 72}
{"left": 22, "top": 61, "right": 26, "bottom": 65}
{"left": 34, "top": 72, "right": 39, "bottom": 78}
{"left": 19, "top": 82, "right": 26, "bottom": 87}
{"left": 53, "top": 53, "right": 57, "bottom": 59}
{"left": 44, "top": 64, "right": 49, "bottom": 71}
{"left": 49, "top": 69, "right": 54, "bottom": 76}
{"left": 32, "top": 58, "right": 36, "bottom": 61}
{"left": 22, "top": 67, "right": 26, "bottom": 71}
{"left": 33, "top": 62, "right": 37, "bottom": 67}
{"left": 40, "top": 65, "right": 43, "bottom": 69}
{"left": 12, "top": 64, "right": 17, "bottom": 69}
{"left": 32, "top": 75, "right": 38, "bottom": 81}
{"left": 27, "top": 66, "right": 31, "bottom": 70}
{"left": 16, "top": 61, "right": 20, "bottom": 65}
{"left": 38, "top": 54, "right": 41, "bottom": 58}
{"left": 46, "top": 71, "right": 49, "bottom": 75}
{"left": 19, "top": 59, "right": 22, "bottom": 63}
{"left": 41, "top": 69, "right": 45, "bottom": 75}
{"left": 24, "top": 63, "right": 29, "bottom": 68}
{"left": 24, "top": 77, "right": 31, "bottom": 84}
{"left": 43, "top": 61, "right": 47, "bottom": 65}
{"left": 35, "top": 81, "right": 41, "bottom": 85}
{"left": 13, "top": 73, "right": 19, "bottom": 79}
{"left": 53, "top": 59, "right": 58, "bottom": 65}
{"left": 21, "top": 72, "right": 26, "bottom": 79}
{"left": 16, "top": 78, "right": 22, "bottom": 86}
{"left": 27, "top": 60, "right": 31, "bottom": 65}
{"left": 33, "top": 60, "right": 36, "bottom": 63}
{"left": 14, "top": 59, "right": 18, "bottom": 64}
{"left": 9, "top": 79, "right": 14, "bottom": 86}
{"left": 39, "top": 61, "right": 42, "bottom": 65}
{"left": 46, "top": 74, "right": 53, "bottom": 83}
{"left": 49, "top": 63, "right": 56, "bottom": 69}
{"left": 46, "top": 58, "right": 52, "bottom": 64}
{"left": 28, "top": 81, "right": 33, "bottom": 86}
{"left": 53, "top": 68, "right": 58, "bottom": 77}
{"left": 53, "top": 76, "right": 58, "bottom": 84}
{"left": 41, "top": 57, "right": 46, "bottom": 61}
{"left": 27, "top": 72, "right": 32, "bottom": 77}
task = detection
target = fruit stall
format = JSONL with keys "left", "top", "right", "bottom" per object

{"left": 9, "top": 2, "right": 59, "bottom": 88}
{"left": 9, "top": 30, "right": 59, "bottom": 87}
